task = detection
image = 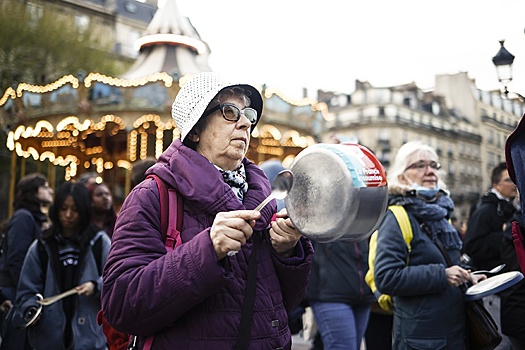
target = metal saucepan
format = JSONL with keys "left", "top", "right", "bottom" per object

{"left": 285, "top": 143, "right": 388, "bottom": 242}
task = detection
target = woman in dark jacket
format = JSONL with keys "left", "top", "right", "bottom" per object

{"left": 0, "top": 173, "right": 53, "bottom": 350}
{"left": 14, "top": 182, "right": 110, "bottom": 350}
{"left": 307, "top": 239, "right": 374, "bottom": 349}
{"left": 101, "top": 72, "right": 313, "bottom": 349}
{"left": 374, "top": 141, "right": 485, "bottom": 349}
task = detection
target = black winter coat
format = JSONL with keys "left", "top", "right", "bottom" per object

{"left": 0, "top": 209, "right": 46, "bottom": 288}
{"left": 307, "top": 239, "right": 374, "bottom": 305}
{"left": 463, "top": 192, "right": 516, "bottom": 270}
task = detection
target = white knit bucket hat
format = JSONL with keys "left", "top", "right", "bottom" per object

{"left": 171, "top": 72, "right": 263, "bottom": 141}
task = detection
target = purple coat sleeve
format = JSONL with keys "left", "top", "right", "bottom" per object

{"left": 101, "top": 183, "right": 232, "bottom": 335}
{"left": 271, "top": 236, "right": 314, "bottom": 313}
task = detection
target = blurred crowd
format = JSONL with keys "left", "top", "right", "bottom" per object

{"left": 0, "top": 71, "right": 524, "bottom": 350}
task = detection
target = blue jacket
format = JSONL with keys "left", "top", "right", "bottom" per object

{"left": 15, "top": 228, "right": 110, "bottom": 350}
{"left": 374, "top": 209, "right": 466, "bottom": 350}
{"left": 101, "top": 140, "right": 314, "bottom": 350}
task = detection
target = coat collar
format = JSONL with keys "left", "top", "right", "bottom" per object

{"left": 146, "top": 140, "right": 274, "bottom": 229}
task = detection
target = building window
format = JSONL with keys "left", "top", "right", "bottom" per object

{"left": 487, "top": 129, "right": 494, "bottom": 144}
{"left": 26, "top": 1, "right": 43, "bottom": 27}
{"left": 432, "top": 102, "right": 441, "bottom": 115}
{"left": 488, "top": 152, "right": 495, "bottom": 167}
{"left": 378, "top": 129, "right": 389, "bottom": 142}
{"left": 75, "top": 15, "right": 90, "bottom": 33}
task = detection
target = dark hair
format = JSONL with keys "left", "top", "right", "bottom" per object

{"left": 491, "top": 162, "right": 508, "bottom": 186}
{"left": 49, "top": 182, "right": 92, "bottom": 236}
{"left": 86, "top": 182, "right": 116, "bottom": 236}
{"left": 13, "top": 173, "right": 48, "bottom": 212}
{"left": 183, "top": 87, "right": 251, "bottom": 150}
{"left": 76, "top": 172, "right": 99, "bottom": 186}
{"left": 131, "top": 158, "right": 156, "bottom": 188}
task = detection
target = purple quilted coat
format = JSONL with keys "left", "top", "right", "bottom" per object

{"left": 101, "top": 140, "right": 314, "bottom": 350}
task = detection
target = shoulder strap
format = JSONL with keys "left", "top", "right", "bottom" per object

{"left": 37, "top": 239, "right": 48, "bottom": 275}
{"left": 234, "top": 234, "right": 259, "bottom": 350}
{"left": 365, "top": 230, "right": 380, "bottom": 293}
{"left": 365, "top": 205, "right": 413, "bottom": 293}
{"left": 146, "top": 174, "right": 183, "bottom": 251}
{"left": 389, "top": 205, "right": 413, "bottom": 255}
{"left": 90, "top": 231, "right": 105, "bottom": 276}
{"left": 139, "top": 175, "right": 184, "bottom": 350}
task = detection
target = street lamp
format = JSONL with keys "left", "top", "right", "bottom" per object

{"left": 492, "top": 40, "right": 515, "bottom": 97}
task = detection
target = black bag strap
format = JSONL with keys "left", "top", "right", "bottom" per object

{"left": 234, "top": 234, "right": 259, "bottom": 350}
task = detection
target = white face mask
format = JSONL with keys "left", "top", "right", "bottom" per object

{"left": 403, "top": 174, "right": 440, "bottom": 200}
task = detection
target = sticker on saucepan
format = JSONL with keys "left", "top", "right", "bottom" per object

{"left": 341, "top": 143, "right": 387, "bottom": 188}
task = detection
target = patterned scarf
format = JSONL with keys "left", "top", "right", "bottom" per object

{"left": 214, "top": 163, "right": 248, "bottom": 202}
{"left": 392, "top": 194, "right": 463, "bottom": 250}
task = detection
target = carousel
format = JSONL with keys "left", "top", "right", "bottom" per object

{"left": 0, "top": 0, "right": 328, "bottom": 216}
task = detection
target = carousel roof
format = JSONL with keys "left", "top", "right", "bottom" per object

{"left": 121, "top": 0, "right": 211, "bottom": 80}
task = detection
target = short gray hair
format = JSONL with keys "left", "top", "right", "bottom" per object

{"left": 387, "top": 141, "right": 447, "bottom": 193}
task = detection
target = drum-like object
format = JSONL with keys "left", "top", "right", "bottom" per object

{"left": 285, "top": 143, "right": 388, "bottom": 242}
{"left": 465, "top": 271, "right": 524, "bottom": 301}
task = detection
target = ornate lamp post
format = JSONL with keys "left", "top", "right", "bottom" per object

{"left": 491, "top": 39, "right": 525, "bottom": 102}
{"left": 492, "top": 40, "right": 515, "bottom": 97}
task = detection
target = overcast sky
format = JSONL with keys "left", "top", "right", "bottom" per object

{"left": 158, "top": 0, "right": 525, "bottom": 99}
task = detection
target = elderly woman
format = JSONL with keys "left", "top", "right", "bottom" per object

{"left": 373, "top": 141, "right": 485, "bottom": 349}
{"left": 101, "top": 72, "right": 314, "bottom": 349}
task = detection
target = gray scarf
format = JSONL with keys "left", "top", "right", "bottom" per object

{"left": 391, "top": 194, "right": 463, "bottom": 250}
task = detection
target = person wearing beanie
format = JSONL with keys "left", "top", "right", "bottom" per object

{"left": 101, "top": 72, "right": 313, "bottom": 349}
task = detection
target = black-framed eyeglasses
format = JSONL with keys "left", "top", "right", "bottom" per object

{"left": 202, "top": 103, "right": 258, "bottom": 124}
{"left": 405, "top": 160, "right": 441, "bottom": 172}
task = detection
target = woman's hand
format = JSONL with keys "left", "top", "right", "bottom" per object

{"left": 270, "top": 209, "right": 301, "bottom": 257}
{"left": 445, "top": 265, "right": 471, "bottom": 287}
{"left": 75, "top": 281, "right": 96, "bottom": 297}
{"left": 210, "top": 210, "right": 261, "bottom": 260}
{"left": 469, "top": 272, "right": 488, "bottom": 285}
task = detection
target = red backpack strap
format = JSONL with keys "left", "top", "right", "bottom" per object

{"left": 512, "top": 221, "right": 525, "bottom": 273}
{"left": 167, "top": 187, "right": 183, "bottom": 249}
{"left": 146, "top": 174, "right": 183, "bottom": 251}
